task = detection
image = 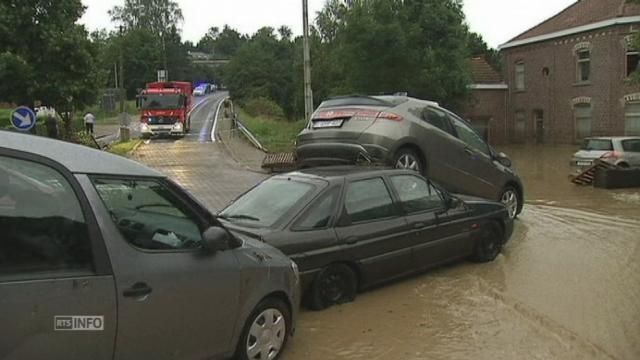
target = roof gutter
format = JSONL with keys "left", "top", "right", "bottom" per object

{"left": 499, "top": 15, "right": 640, "bottom": 50}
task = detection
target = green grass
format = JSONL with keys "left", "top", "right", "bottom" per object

{"left": 0, "top": 108, "right": 11, "bottom": 128}
{"left": 238, "top": 109, "right": 307, "bottom": 153}
{"left": 0, "top": 100, "right": 138, "bottom": 130}
{"left": 107, "top": 139, "right": 142, "bottom": 157}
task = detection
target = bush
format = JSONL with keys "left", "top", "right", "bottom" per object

{"left": 243, "top": 97, "right": 286, "bottom": 120}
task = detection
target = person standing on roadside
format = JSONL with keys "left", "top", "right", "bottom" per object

{"left": 84, "top": 111, "right": 96, "bottom": 135}
{"left": 45, "top": 108, "right": 58, "bottom": 139}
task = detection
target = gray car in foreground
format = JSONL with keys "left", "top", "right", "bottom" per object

{"left": 296, "top": 95, "right": 524, "bottom": 219}
{"left": 0, "top": 131, "right": 299, "bottom": 360}
{"left": 571, "top": 136, "right": 640, "bottom": 171}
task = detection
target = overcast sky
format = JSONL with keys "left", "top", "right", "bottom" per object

{"left": 79, "top": 0, "right": 577, "bottom": 48}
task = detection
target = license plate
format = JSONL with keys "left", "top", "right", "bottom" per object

{"left": 313, "top": 119, "right": 344, "bottom": 129}
{"left": 577, "top": 161, "right": 593, "bottom": 166}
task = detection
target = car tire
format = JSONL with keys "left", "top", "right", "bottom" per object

{"left": 236, "top": 297, "right": 291, "bottom": 360}
{"left": 393, "top": 148, "right": 425, "bottom": 174}
{"left": 618, "top": 162, "right": 630, "bottom": 168}
{"left": 308, "top": 264, "right": 357, "bottom": 310}
{"left": 499, "top": 186, "right": 520, "bottom": 220}
{"left": 471, "top": 222, "right": 503, "bottom": 263}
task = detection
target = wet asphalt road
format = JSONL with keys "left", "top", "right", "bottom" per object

{"left": 134, "top": 106, "right": 640, "bottom": 360}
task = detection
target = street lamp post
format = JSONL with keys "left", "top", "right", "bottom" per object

{"left": 302, "top": 0, "right": 314, "bottom": 121}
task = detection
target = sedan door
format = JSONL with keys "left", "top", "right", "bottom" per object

{"left": 446, "top": 113, "right": 503, "bottom": 199}
{"left": 388, "top": 174, "right": 474, "bottom": 269}
{"left": 80, "top": 175, "right": 242, "bottom": 360}
{"left": 333, "top": 177, "right": 412, "bottom": 286}
{"left": 0, "top": 154, "right": 116, "bottom": 360}
{"left": 415, "top": 107, "right": 467, "bottom": 193}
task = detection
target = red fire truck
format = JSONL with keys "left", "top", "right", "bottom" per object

{"left": 138, "top": 81, "right": 193, "bottom": 138}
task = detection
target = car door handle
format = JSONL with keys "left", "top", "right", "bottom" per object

{"left": 412, "top": 222, "right": 427, "bottom": 229}
{"left": 344, "top": 236, "right": 359, "bottom": 245}
{"left": 464, "top": 147, "right": 474, "bottom": 157}
{"left": 123, "top": 282, "right": 153, "bottom": 298}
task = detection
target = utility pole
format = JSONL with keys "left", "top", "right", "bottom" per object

{"left": 302, "top": 0, "right": 314, "bottom": 121}
{"left": 119, "top": 25, "right": 125, "bottom": 114}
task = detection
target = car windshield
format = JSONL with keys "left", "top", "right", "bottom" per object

{"left": 140, "top": 94, "right": 182, "bottom": 109}
{"left": 319, "top": 96, "right": 394, "bottom": 109}
{"left": 582, "top": 139, "right": 614, "bottom": 151}
{"left": 219, "top": 178, "right": 316, "bottom": 228}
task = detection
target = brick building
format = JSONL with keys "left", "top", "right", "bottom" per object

{"left": 463, "top": 58, "right": 509, "bottom": 144}
{"left": 499, "top": 0, "right": 640, "bottom": 144}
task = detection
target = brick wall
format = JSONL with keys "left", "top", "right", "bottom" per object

{"left": 461, "top": 89, "right": 508, "bottom": 145}
{"left": 502, "top": 24, "right": 640, "bottom": 144}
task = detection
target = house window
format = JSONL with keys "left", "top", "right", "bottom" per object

{"left": 574, "top": 104, "right": 592, "bottom": 140}
{"left": 627, "top": 49, "right": 640, "bottom": 77}
{"left": 514, "top": 110, "right": 526, "bottom": 142}
{"left": 625, "top": 102, "right": 640, "bottom": 136}
{"left": 577, "top": 50, "right": 591, "bottom": 82}
{"left": 515, "top": 62, "right": 525, "bottom": 91}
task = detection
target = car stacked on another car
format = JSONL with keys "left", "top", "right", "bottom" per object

{"left": 0, "top": 130, "right": 299, "bottom": 360}
{"left": 571, "top": 136, "right": 640, "bottom": 171}
{"left": 296, "top": 95, "right": 524, "bottom": 219}
{"left": 219, "top": 166, "right": 514, "bottom": 310}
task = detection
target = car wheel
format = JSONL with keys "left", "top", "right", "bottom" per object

{"left": 237, "top": 298, "right": 290, "bottom": 360}
{"left": 393, "top": 148, "right": 424, "bottom": 174}
{"left": 500, "top": 187, "right": 520, "bottom": 220}
{"left": 471, "top": 222, "right": 503, "bottom": 263}
{"left": 309, "top": 264, "right": 357, "bottom": 310}
{"left": 618, "top": 162, "right": 630, "bottom": 168}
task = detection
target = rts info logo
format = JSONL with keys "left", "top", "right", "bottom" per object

{"left": 55, "top": 316, "right": 104, "bottom": 331}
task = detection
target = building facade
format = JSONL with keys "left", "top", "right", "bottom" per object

{"left": 499, "top": 0, "right": 640, "bottom": 144}
{"left": 462, "top": 58, "right": 509, "bottom": 145}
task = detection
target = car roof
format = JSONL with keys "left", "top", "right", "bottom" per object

{"left": 0, "top": 130, "right": 162, "bottom": 177}
{"left": 284, "top": 166, "right": 418, "bottom": 181}
{"left": 322, "top": 95, "right": 439, "bottom": 108}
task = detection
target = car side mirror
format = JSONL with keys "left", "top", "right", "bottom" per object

{"left": 496, "top": 152, "right": 512, "bottom": 168}
{"left": 448, "top": 196, "right": 462, "bottom": 209}
{"left": 201, "top": 227, "right": 231, "bottom": 253}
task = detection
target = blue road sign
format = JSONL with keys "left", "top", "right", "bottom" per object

{"left": 11, "top": 106, "right": 37, "bottom": 131}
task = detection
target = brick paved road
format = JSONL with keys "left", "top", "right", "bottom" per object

{"left": 132, "top": 92, "right": 266, "bottom": 211}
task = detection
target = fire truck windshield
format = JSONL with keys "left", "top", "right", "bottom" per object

{"left": 140, "top": 94, "right": 182, "bottom": 110}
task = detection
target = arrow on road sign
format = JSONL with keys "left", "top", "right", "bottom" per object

{"left": 10, "top": 106, "right": 37, "bottom": 131}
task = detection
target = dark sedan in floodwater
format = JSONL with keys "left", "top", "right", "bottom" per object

{"left": 219, "top": 167, "right": 514, "bottom": 310}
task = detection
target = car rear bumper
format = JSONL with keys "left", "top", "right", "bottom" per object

{"left": 296, "top": 141, "right": 390, "bottom": 167}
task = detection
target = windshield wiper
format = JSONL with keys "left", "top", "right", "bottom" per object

{"left": 218, "top": 214, "right": 260, "bottom": 221}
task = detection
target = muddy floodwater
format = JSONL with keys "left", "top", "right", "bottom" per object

{"left": 283, "top": 145, "right": 640, "bottom": 360}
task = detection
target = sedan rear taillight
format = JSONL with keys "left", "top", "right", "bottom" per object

{"left": 601, "top": 151, "right": 622, "bottom": 159}
{"left": 312, "top": 108, "right": 403, "bottom": 122}
{"left": 377, "top": 112, "right": 403, "bottom": 121}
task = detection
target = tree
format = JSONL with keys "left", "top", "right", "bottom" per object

{"left": 224, "top": 27, "right": 297, "bottom": 117}
{"left": 467, "top": 32, "right": 502, "bottom": 71}
{"left": 0, "top": 0, "right": 100, "bottom": 111}
{"left": 109, "top": 0, "right": 183, "bottom": 37}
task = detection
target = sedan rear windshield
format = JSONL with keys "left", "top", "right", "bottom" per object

{"left": 319, "top": 96, "right": 395, "bottom": 109}
{"left": 582, "top": 139, "right": 613, "bottom": 151}
{"left": 219, "top": 178, "right": 317, "bottom": 228}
